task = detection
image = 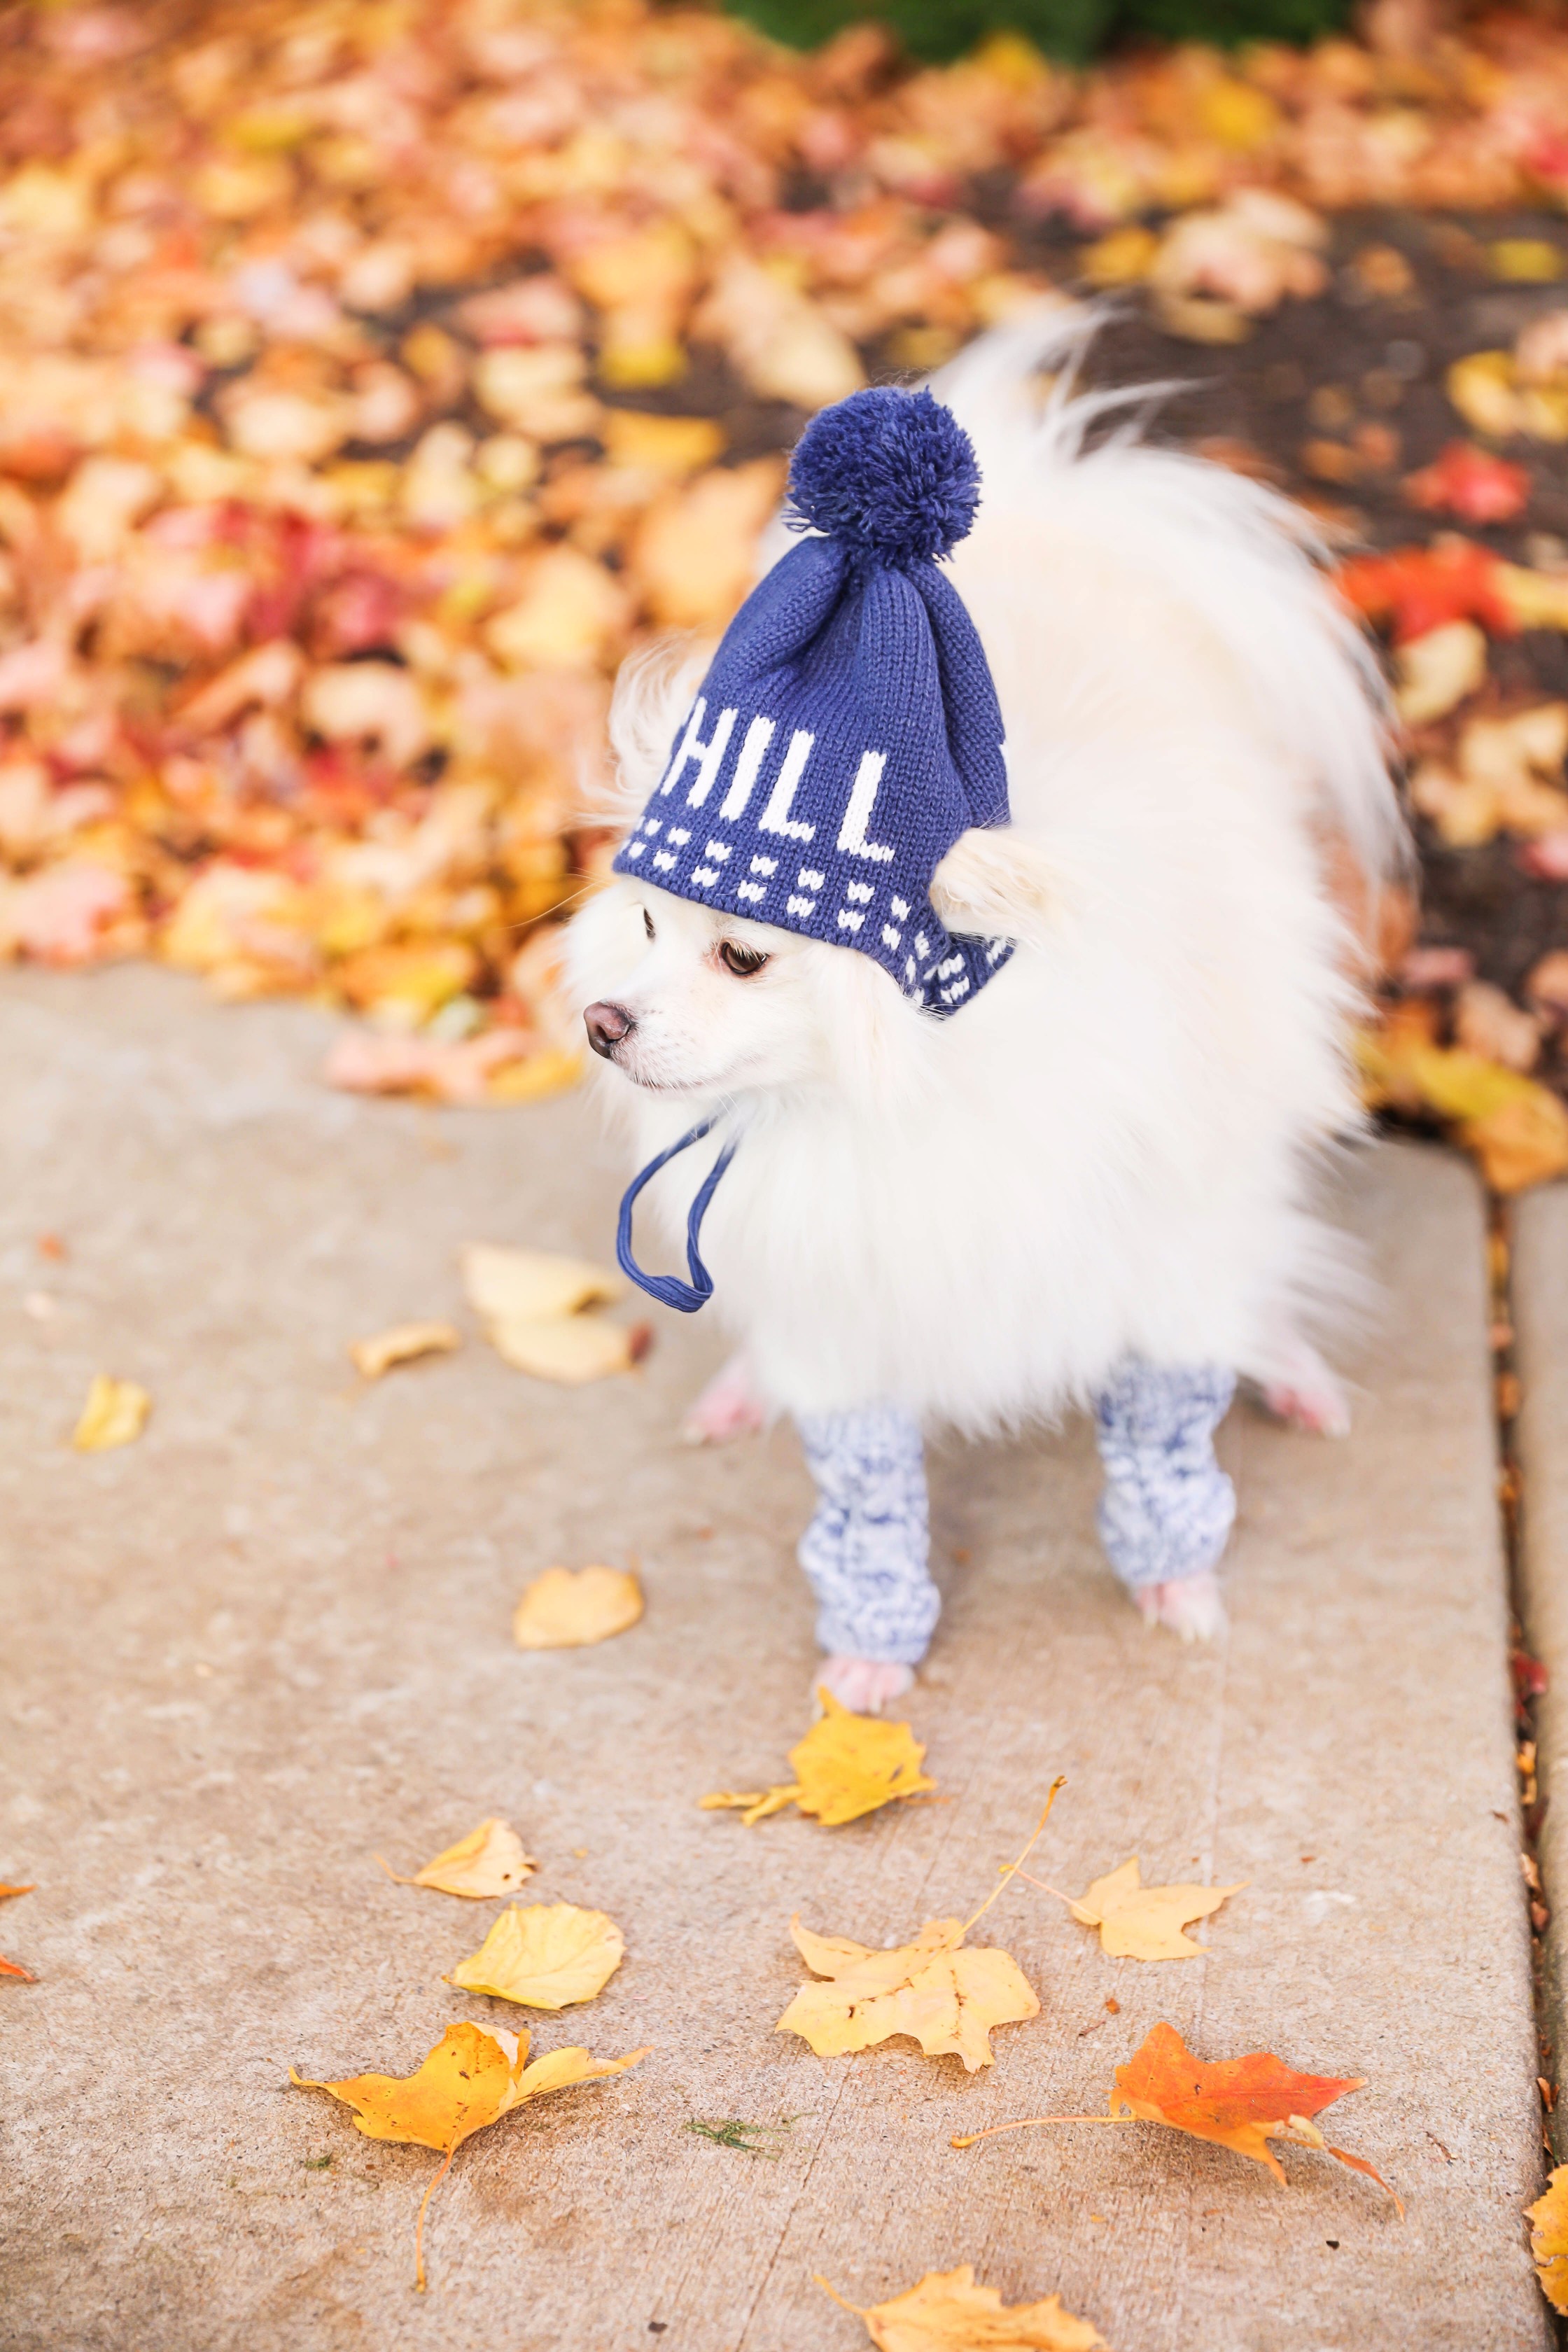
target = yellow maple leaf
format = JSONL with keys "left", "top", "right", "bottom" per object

{"left": 349, "top": 1321, "right": 461, "bottom": 1380}
{"left": 778, "top": 1916, "right": 1039, "bottom": 2071}
{"left": 512, "top": 1564, "right": 644, "bottom": 1650}
{"left": 1063, "top": 1857, "right": 1247, "bottom": 1959}
{"left": 377, "top": 1816, "right": 534, "bottom": 1899}
{"left": 71, "top": 1375, "right": 150, "bottom": 1451}
{"left": 700, "top": 1688, "right": 934, "bottom": 1826}
{"left": 776, "top": 1784, "right": 1063, "bottom": 2071}
{"left": 818, "top": 2264, "right": 1109, "bottom": 2351}
{"left": 446, "top": 1900, "right": 624, "bottom": 2008}
{"left": 292, "top": 2020, "right": 645, "bottom": 2288}
{"left": 1529, "top": 2166, "right": 1568, "bottom": 2313}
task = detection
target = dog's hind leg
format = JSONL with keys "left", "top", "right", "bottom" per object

{"left": 795, "top": 1403, "right": 939, "bottom": 1713}
{"left": 1091, "top": 1360, "right": 1237, "bottom": 1644}
{"left": 680, "top": 1349, "right": 769, "bottom": 1445}
{"left": 1254, "top": 1333, "right": 1352, "bottom": 1439}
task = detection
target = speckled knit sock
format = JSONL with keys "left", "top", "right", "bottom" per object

{"left": 795, "top": 1404, "right": 939, "bottom": 1666}
{"left": 1093, "top": 1359, "right": 1237, "bottom": 1591}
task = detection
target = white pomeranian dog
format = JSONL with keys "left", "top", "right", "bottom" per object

{"left": 566, "top": 307, "right": 1403, "bottom": 1712}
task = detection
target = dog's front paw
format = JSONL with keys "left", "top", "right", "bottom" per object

{"left": 680, "top": 1351, "right": 767, "bottom": 1446}
{"left": 1134, "top": 1573, "right": 1227, "bottom": 1643}
{"left": 814, "top": 1655, "right": 916, "bottom": 1714}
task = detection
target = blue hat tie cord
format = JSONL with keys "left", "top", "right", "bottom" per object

{"left": 616, "top": 1117, "right": 738, "bottom": 1313}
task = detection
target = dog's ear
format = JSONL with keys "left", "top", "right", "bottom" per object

{"left": 596, "top": 637, "right": 713, "bottom": 822}
{"left": 929, "top": 827, "right": 1063, "bottom": 946}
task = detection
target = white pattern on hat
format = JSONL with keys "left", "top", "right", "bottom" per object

{"left": 836, "top": 748, "right": 895, "bottom": 862}
{"left": 718, "top": 713, "right": 776, "bottom": 822}
{"left": 661, "top": 698, "right": 737, "bottom": 806}
{"left": 757, "top": 728, "right": 816, "bottom": 841}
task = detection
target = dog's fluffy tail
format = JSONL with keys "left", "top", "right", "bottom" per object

{"left": 928, "top": 304, "right": 1406, "bottom": 895}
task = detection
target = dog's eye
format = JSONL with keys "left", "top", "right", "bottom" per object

{"left": 718, "top": 939, "right": 768, "bottom": 978}
{"left": 643, "top": 906, "right": 654, "bottom": 940}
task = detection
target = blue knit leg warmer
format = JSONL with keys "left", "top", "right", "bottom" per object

{"left": 1092, "top": 1359, "right": 1237, "bottom": 1592}
{"left": 795, "top": 1404, "right": 940, "bottom": 1666}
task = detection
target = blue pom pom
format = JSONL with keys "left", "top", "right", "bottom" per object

{"left": 785, "top": 386, "right": 981, "bottom": 567}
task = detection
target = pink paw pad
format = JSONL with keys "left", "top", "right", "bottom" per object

{"left": 680, "top": 1354, "right": 767, "bottom": 1446}
{"left": 813, "top": 1655, "right": 916, "bottom": 1714}
{"left": 1261, "top": 1378, "right": 1351, "bottom": 1439}
{"left": 1133, "top": 1573, "right": 1228, "bottom": 1644}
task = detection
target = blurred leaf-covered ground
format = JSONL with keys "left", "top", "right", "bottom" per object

{"left": 8, "top": 0, "right": 1568, "bottom": 1172}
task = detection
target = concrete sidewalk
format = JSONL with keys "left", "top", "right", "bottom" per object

{"left": 0, "top": 966, "right": 1550, "bottom": 2351}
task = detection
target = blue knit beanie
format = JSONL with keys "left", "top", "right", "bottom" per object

{"left": 612, "top": 386, "right": 1012, "bottom": 1015}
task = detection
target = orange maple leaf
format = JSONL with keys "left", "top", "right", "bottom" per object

{"left": 955, "top": 2021, "right": 1401, "bottom": 2211}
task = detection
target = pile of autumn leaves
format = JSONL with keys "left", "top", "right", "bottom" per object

{"left": 290, "top": 1692, "right": 1404, "bottom": 2341}
{"left": 10, "top": 0, "right": 1568, "bottom": 1155}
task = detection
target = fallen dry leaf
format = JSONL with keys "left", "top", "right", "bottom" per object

{"left": 779, "top": 1917, "right": 1040, "bottom": 2071}
{"left": 1337, "top": 543, "right": 1513, "bottom": 643}
{"left": 379, "top": 1817, "right": 534, "bottom": 1899}
{"left": 292, "top": 2019, "right": 645, "bottom": 2288}
{"left": 955, "top": 2019, "right": 1401, "bottom": 2209}
{"left": 701, "top": 1688, "right": 935, "bottom": 1826}
{"left": 1527, "top": 952, "right": 1568, "bottom": 1021}
{"left": 463, "top": 1245, "right": 640, "bottom": 1384}
{"left": 1149, "top": 190, "right": 1327, "bottom": 342}
{"left": 695, "top": 258, "right": 864, "bottom": 410}
{"left": 1059, "top": 1856, "right": 1247, "bottom": 1960}
{"left": 1358, "top": 1027, "right": 1568, "bottom": 1191}
{"left": 71, "top": 1376, "right": 150, "bottom": 1452}
{"left": 513, "top": 1564, "right": 644, "bottom": 1650}
{"left": 462, "top": 1247, "right": 620, "bottom": 1324}
{"left": 629, "top": 457, "right": 787, "bottom": 630}
{"left": 323, "top": 1032, "right": 575, "bottom": 1109}
{"left": 0, "top": 1879, "right": 34, "bottom": 1983}
{"left": 446, "top": 1901, "right": 624, "bottom": 2008}
{"left": 1404, "top": 441, "right": 1530, "bottom": 523}
{"left": 776, "top": 1785, "right": 1062, "bottom": 2071}
{"left": 1529, "top": 2165, "right": 1568, "bottom": 2314}
{"left": 1393, "top": 620, "right": 1488, "bottom": 725}
{"left": 484, "top": 1315, "right": 642, "bottom": 1384}
{"left": 1454, "top": 981, "right": 1543, "bottom": 1073}
{"left": 817, "top": 2264, "right": 1108, "bottom": 2351}
{"left": 350, "top": 1322, "right": 461, "bottom": 1380}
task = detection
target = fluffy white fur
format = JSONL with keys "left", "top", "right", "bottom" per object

{"left": 566, "top": 308, "right": 1402, "bottom": 1676}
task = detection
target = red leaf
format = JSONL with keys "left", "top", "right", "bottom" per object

{"left": 1404, "top": 442, "right": 1530, "bottom": 525}
{"left": 1336, "top": 541, "right": 1516, "bottom": 643}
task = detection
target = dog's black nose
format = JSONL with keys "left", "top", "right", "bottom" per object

{"left": 584, "top": 1000, "right": 635, "bottom": 1058}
